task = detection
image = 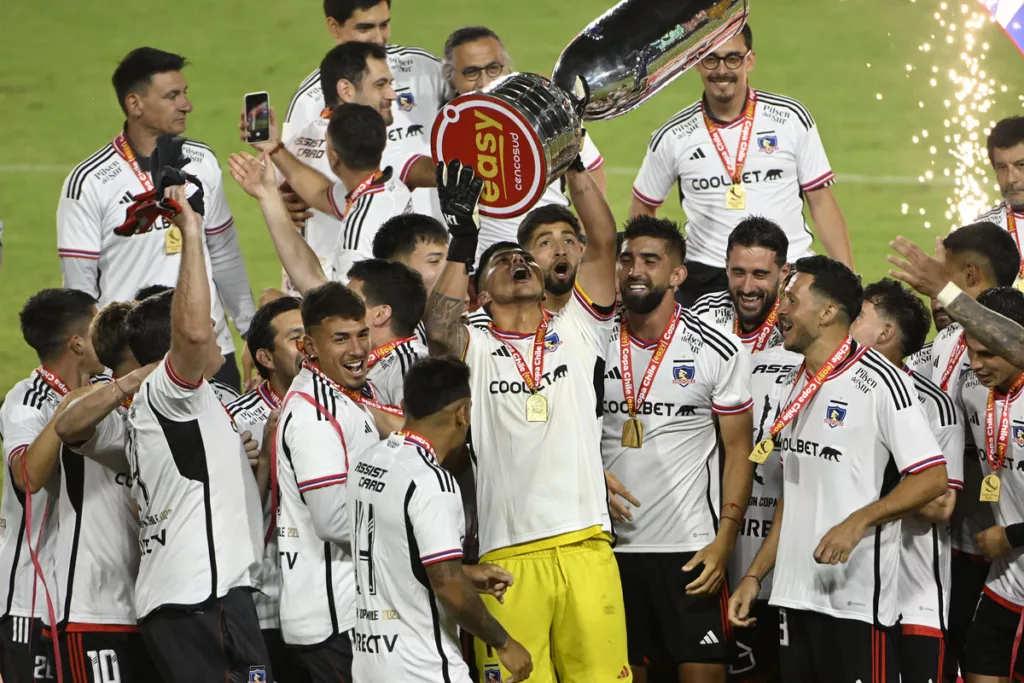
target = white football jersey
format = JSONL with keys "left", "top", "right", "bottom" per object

{"left": 899, "top": 367, "right": 964, "bottom": 632}
{"left": 57, "top": 136, "right": 241, "bottom": 355}
{"left": 464, "top": 285, "right": 614, "bottom": 557}
{"left": 906, "top": 341, "right": 933, "bottom": 377}
{"left": 602, "top": 308, "right": 753, "bottom": 551}
{"left": 275, "top": 363, "right": 380, "bottom": 645}
{"left": 54, "top": 405, "right": 140, "bottom": 627}
{"left": 326, "top": 169, "right": 413, "bottom": 282}
{"left": 349, "top": 432, "right": 470, "bottom": 682}
{"left": 729, "top": 346, "right": 802, "bottom": 597}
{"left": 769, "top": 344, "right": 946, "bottom": 627}
{"left": 691, "top": 290, "right": 785, "bottom": 352}
{"left": 632, "top": 90, "right": 835, "bottom": 268}
{"left": 928, "top": 324, "right": 994, "bottom": 555}
{"left": 283, "top": 45, "right": 449, "bottom": 219}
{"left": 366, "top": 337, "right": 429, "bottom": 407}
{"left": 126, "top": 357, "right": 263, "bottom": 618}
{"left": 0, "top": 369, "right": 63, "bottom": 620}
{"left": 959, "top": 371, "right": 1024, "bottom": 606}
{"left": 227, "top": 382, "right": 282, "bottom": 630}
{"left": 476, "top": 135, "right": 605, "bottom": 260}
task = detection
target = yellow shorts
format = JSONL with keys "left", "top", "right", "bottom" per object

{"left": 474, "top": 536, "right": 632, "bottom": 683}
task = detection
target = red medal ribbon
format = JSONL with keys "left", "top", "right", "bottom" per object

{"left": 301, "top": 359, "right": 404, "bottom": 416}
{"left": 938, "top": 332, "right": 967, "bottom": 392}
{"left": 399, "top": 431, "right": 438, "bottom": 462}
{"left": 258, "top": 381, "right": 283, "bottom": 409}
{"left": 367, "top": 336, "right": 417, "bottom": 370}
{"left": 984, "top": 373, "right": 1024, "bottom": 473}
{"left": 734, "top": 299, "right": 779, "bottom": 354}
{"left": 1006, "top": 208, "right": 1024, "bottom": 278}
{"left": 702, "top": 90, "right": 758, "bottom": 187}
{"left": 490, "top": 319, "right": 548, "bottom": 394}
{"left": 768, "top": 336, "right": 853, "bottom": 439}
{"left": 112, "top": 131, "right": 154, "bottom": 193}
{"left": 620, "top": 304, "right": 682, "bottom": 417}
{"left": 36, "top": 367, "right": 69, "bottom": 397}
{"left": 344, "top": 169, "right": 384, "bottom": 218}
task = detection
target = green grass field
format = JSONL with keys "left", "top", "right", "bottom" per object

{"left": 1, "top": 0, "right": 1022, "bottom": 392}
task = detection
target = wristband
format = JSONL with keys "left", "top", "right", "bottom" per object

{"left": 720, "top": 515, "right": 741, "bottom": 528}
{"left": 113, "top": 377, "right": 129, "bottom": 398}
{"left": 723, "top": 502, "right": 742, "bottom": 513}
{"left": 1006, "top": 523, "right": 1024, "bottom": 549}
{"left": 936, "top": 282, "right": 963, "bottom": 308}
{"left": 742, "top": 574, "right": 762, "bottom": 590}
{"left": 268, "top": 141, "right": 286, "bottom": 157}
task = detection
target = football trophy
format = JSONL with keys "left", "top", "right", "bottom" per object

{"left": 431, "top": 0, "right": 749, "bottom": 218}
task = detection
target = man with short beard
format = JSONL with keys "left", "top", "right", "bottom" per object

{"left": 601, "top": 216, "right": 754, "bottom": 683}
{"left": 692, "top": 216, "right": 789, "bottom": 353}
{"left": 630, "top": 24, "right": 851, "bottom": 307}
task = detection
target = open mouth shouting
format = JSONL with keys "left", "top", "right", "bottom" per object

{"left": 552, "top": 260, "right": 572, "bottom": 281}
{"left": 512, "top": 263, "right": 532, "bottom": 282}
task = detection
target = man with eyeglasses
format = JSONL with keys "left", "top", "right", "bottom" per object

{"left": 630, "top": 24, "right": 853, "bottom": 308}
{"left": 442, "top": 25, "right": 608, "bottom": 261}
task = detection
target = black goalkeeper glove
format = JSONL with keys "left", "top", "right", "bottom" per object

{"left": 114, "top": 135, "right": 206, "bottom": 237}
{"left": 436, "top": 159, "right": 483, "bottom": 267}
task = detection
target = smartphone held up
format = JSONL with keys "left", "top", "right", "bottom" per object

{"left": 244, "top": 91, "right": 270, "bottom": 144}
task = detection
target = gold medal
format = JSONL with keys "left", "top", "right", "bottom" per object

{"left": 525, "top": 393, "right": 548, "bottom": 423}
{"left": 621, "top": 417, "right": 644, "bottom": 448}
{"left": 749, "top": 438, "right": 774, "bottom": 464}
{"left": 980, "top": 473, "right": 1002, "bottom": 502}
{"left": 725, "top": 183, "right": 746, "bottom": 210}
{"left": 165, "top": 225, "right": 183, "bottom": 255}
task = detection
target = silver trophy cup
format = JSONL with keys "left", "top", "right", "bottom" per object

{"left": 432, "top": 0, "right": 749, "bottom": 218}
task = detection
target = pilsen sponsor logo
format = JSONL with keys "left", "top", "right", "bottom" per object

{"left": 431, "top": 96, "right": 545, "bottom": 218}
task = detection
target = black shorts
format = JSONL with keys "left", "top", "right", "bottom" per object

{"left": 140, "top": 587, "right": 272, "bottom": 683}
{"left": 289, "top": 631, "right": 352, "bottom": 683}
{"left": 896, "top": 625, "right": 945, "bottom": 683}
{"left": 778, "top": 607, "right": 898, "bottom": 683}
{"left": 945, "top": 550, "right": 990, "bottom": 679}
{"left": 676, "top": 261, "right": 728, "bottom": 309}
{"left": 0, "top": 616, "right": 43, "bottom": 683}
{"left": 263, "top": 628, "right": 310, "bottom": 683}
{"left": 729, "top": 602, "right": 780, "bottom": 683}
{"left": 617, "top": 551, "right": 731, "bottom": 666}
{"left": 41, "top": 627, "right": 158, "bottom": 683}
{"left": 962, "top": 587, "right": 1024, "bottom": 678}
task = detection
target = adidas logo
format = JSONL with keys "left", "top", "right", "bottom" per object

{"left": 689, "top": 148, "right": 706, "bottom": 160}
{"left": 604, "top": 367, "right": 622, "bottom": 380}
{"left": 617, "top": 665, "right": 630, "bottom": 679}
{"left": 364, "top": 422, "right": 373, "bottom": 434}
{"left": 700, "top": 630, "right": 720, "bottom": 645}
{"left": 491, "top": 347, "right": 512, "bottom": 358}
{"left": 119, "top": 191, "right": 135, "bottom": 205}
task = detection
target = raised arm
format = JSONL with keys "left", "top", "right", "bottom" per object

{"left": 229, "top": 151, "right": 329, "bottom": 295}
{"left": 806, "top": 187, "right": 854, "bottom": 269}
{"left": 240, "top": 107, "right": 335, "bottom": 215}
{"left": 167, "top": 185, "right": 214, "bottom": 385}
{"left": 55, "top": 364, "right": 157, "bottom": 445}
{"left": 889, "top": 235, "right": 1024, "bottom": 367}
{"left": 567, "top": 167, "right": 616, "bottom": 307}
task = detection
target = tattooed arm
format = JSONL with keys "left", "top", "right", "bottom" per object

{"left": 424, "top": 261, "right": 470, "bottom": 358}
{"left": 888, "top": 235, "right": 1024, "bottom": 367}
{"left": 425, "top": 560, "right": 532, "bottom": 680}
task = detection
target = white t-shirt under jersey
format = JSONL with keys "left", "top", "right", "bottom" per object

{"left": 57, "top": 137, "right": 243, "bottom": 355}
{"left": 463, "top": 284, "right": 614, "bottom": 557}
{"left": 602, "top": 307, "right": 753, "bottom": 552}
{"left": 349, "top": 432, "right": 470, "bottom": 683}
{"left": 633, "top": 89, "right": 835, "bottom": 268}
{"left": 275, "top": 363, "right": 380, "bottom": 645}
{"left": 769, "top": 344, "right": 945, "bottom": 627}
{"left": 126, "top": 357, "right": 263, "bottom": 618}
{"left": 959, "top": 371, "right": 1024, "bottom": 607}
{"left": 899, "top": 367, "right": 964, "bottom": 632}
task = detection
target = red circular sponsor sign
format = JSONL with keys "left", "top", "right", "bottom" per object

{"left": 431, "top": 93, "right": 547, "bottom": 219}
